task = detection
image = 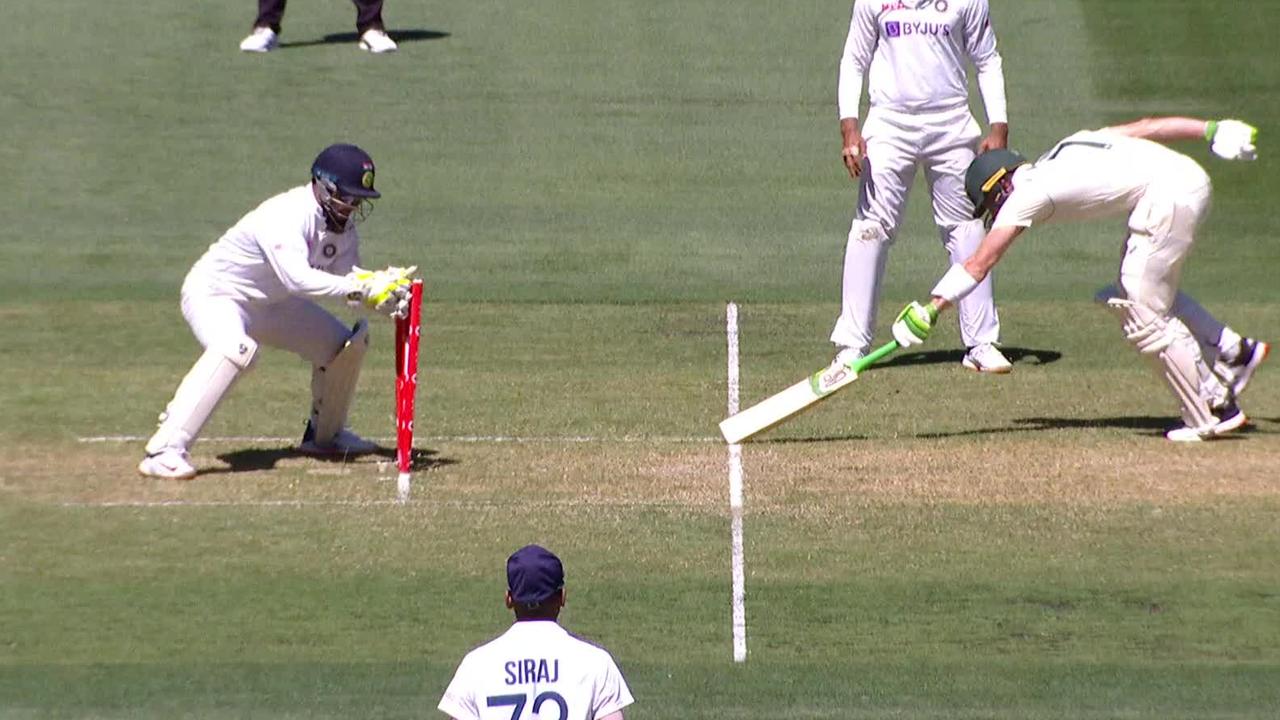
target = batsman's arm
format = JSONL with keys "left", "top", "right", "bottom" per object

{"left": 929, "top": 225, "right": 1024, "bottom": 311}
{"left": 1104, "top": 116, "right": 1215, "bottom": 142}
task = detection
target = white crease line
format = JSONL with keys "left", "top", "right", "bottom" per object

{"left": 78, "top": 434, "right": 720, "bottom": 444}
{"left": 58, "top": 498, "right": 695, "bottom": 509}
{"left": 726, "top": 301, "right": 748, "bottom": 663}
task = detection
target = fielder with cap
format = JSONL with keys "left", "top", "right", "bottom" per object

{"left": 438, "top": 545, "right": 634, "bottom": 720}
{"left": 138, "top": 143, "right": 418, "bottom": 479}
{"left": 890, "top": 116, "right": 1268, "bottom": 441}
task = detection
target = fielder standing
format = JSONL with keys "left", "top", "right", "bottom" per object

{"left": 832, "top": 0, "right": 1013, "bottom": 373}
{"left": 138, "top": 143, "right": 416, "bottom": 479}
{"left": 890, "top": 116, "right": 1266, "bottom": 441}
{"left": 438, "top": 545, "right": 634, "bottom": 720}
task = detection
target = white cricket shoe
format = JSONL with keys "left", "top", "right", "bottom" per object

{"left": 358, "top": 29, "right": 397, "bottom": 53}
{"left": 138, "top": 448, "right": 197, "bottom": 479}
{"left": 239, "top": 27, "right": 278, "bottom": 53}
{"left": 1165, "top": 401, "right": 1247, "bottom": 442}
{"left": 1215, "top": 338, "right": 1269, "bottom": 398}
{"left": 299, "top": 423, "right": 379, "bottom": 455}
{"left": 962, "top": 343, "right": 1012, "bottom": 374}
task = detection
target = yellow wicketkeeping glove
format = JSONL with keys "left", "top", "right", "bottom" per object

{"left": 347, "top": 265, "right": 418, "bottom": 313}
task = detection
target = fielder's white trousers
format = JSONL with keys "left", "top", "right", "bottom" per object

{"left": 830, "top": 105, "right": 999, "bottom": 353}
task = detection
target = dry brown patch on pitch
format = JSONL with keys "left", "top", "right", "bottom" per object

{"left": 12, "top": 434, "right": 1279, "bottom": 515}
{"left": 421, "top": 441, "right": 726, "bottom": 511}
{"left": 3, "top": 441, "right": 397, "bottom": 506}
{"left": 739, "top": 436, "right": 1280, "bottom": 511}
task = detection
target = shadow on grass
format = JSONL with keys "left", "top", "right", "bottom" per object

{"left": 279, "top": 29, "right": 450, "bottom": 49}
{"left": 767, "top": 416, "right": 1267, "bottom": 443}
{"left": 876, "top": 346, "right": 1062, "bottom": 369}
{"left": 203, "top": 445, "right": 455, "bottom": 474}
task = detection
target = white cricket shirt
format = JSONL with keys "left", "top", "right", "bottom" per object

{"left": 993, "top": 130, "right": 1210, "bottom": 228}
{"left": 183, "top": 185, "right": 362, "bottom": 304}
{"left": 439, "top": 621, "right": 634, "bottom": 720}
{"left": 838, "top": 0, "right": 1006, "bottom": 122}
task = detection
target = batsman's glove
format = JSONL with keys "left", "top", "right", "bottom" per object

{"left": 346, "top": 265, "right": 417, "bottom": 316}
{"left": 1206, "top": 119, "right": 1257, "bottom": 161}
{"left": 891, "top": 301, "right": 938, "bottom": 348}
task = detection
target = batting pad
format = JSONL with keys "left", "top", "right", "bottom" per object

{"left": 146, "top": 337, "right": 258, "bottom": 454}
{"left": 1110, "top": 299, "right": 1215, "bottom": 430}
{"left": 310, "top": 319, "right": 369, "bottom": 445}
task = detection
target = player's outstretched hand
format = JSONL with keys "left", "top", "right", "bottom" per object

{"left": 347, "top": 265, "right": 418, "bottom": 315}
{"left": 891, "top": 301, "right": 938, "bottom": 348}
{"left": 1208, "top": 119, "right": 1257, "bottom": 161}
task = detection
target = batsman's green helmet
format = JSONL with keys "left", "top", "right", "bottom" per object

{"left": 965, "top": 149, "right": 1027, "bottom": 218}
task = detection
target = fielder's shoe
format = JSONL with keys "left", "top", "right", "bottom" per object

{"left": 138, "top": 448, "right": 197, "bottom": 479}
{"left": 1164, "top": 401, "right": 1247, "bottom": 442}
{"left": 1215, "top": 338, "right": 1269, "bottom": 398}
{"left": 239, "top": 26, "right": 278, "bottom": 52}
{"left": 961, "top": 343, "right": 1013, "bottom": 374}
{"left": 358, "top": 29, "right": 398, "bottom": 53}
{"left": 298, "top": 421, "right": 379, "bottom": 455}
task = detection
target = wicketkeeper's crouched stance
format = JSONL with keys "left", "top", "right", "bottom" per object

{"left": 139, "top": 144, "right": 418, "bottom": 479}
{"left": 891, "top": 116, "right": 1268, "bottom": 442}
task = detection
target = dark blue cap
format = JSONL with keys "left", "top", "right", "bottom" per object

{"left": 311, "top": 143, "right": 381, "bottom": 199}
{"left": 507, "top": 545, "right": 564, "bottom": 605}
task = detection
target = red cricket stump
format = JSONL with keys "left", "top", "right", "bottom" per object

{"left": 394, "top": 280, "right": 424, "bottom": 502}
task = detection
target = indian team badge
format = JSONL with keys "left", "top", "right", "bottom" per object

{"left": 361, "top": 169, "right": 375, "bottom": 189}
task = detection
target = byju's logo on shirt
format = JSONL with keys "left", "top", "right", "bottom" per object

{"left": 884, "top": 20, "right": 951, "bottom": 38}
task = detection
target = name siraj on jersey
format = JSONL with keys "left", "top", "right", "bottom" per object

{"left": 504, "top": 658, "right": 560, "bottom": 685}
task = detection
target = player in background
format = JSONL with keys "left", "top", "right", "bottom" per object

{"left": 438, "top": 545, "right": 634, "bottom": 720}
{"left": 890, "top": 116, "right": 1267, "bottom": 441}
{"left": 239, "top": 0, "right": 397, "bottom": 53}
{"left": 138, "top": 143, "right": 417, "bottom": 479}
{"left": 832, "top": 0, "right": 1013, "bottom": 374}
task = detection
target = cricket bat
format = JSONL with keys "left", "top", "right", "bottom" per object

{"left": 719, "top": 340, "right": 898, "bottom": 444}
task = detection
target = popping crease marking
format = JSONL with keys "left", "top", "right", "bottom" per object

{"left": 79, "top": 434, "right": 721, "bottom": 444}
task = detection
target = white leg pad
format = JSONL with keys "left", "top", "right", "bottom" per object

{"left": 145, "top": 337, "right": 258, "bottom": 454}
{"left": 1108, "top": 299, "right": 1215, "bottom": 431}
{"left": 310, "top": 319, "right": 369, "bottom": 445}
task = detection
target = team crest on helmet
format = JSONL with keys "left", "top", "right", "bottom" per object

{"left": 361, "top": 167, "right": 375, "bottom": 189}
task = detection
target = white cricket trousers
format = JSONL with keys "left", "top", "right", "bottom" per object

{"left": 180, "top": 281, "right": 352, "bottom": 367}
{"left": 830, "top": 105, "right": 999, "bottom": 353}
{"left": 1117, "top": 164, "right": 1213, "bottom": 314}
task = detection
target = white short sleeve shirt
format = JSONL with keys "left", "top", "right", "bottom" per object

{"left": 439, "top": 621, "right": 634, "bottom": 720}
{"left": 993, "top": 130, "right": 1209, "bottom": 229}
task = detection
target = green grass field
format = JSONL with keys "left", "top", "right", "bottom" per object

{"left": 3, "top": 1, "right": 1280, "bottom": 717}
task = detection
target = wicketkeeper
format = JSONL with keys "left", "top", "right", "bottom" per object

{"left": 890, "top": 116, "right": 1267, "bottom": 441}
{"left": 139, "top": 143, "right": 417, "bottom": 479}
